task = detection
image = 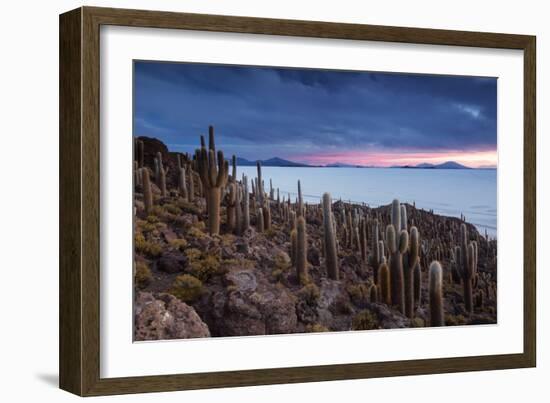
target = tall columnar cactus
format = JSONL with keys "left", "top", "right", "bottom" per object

{"left": 296, "top": 216, "right": 308, "bottom": 284}
{"left": 428, "top": 261, "right": 445, "bottom": 326}
{"left": 290, "top": 228, "right": 297, "bottom": 267}
{"left": 188, "top": 166, "right": 195, "bottom": 202}
{"left": 256, "top": 161, "right": 263, "bottom": 206}
{"left": 413, "top": 260, "right": 422, "bottom": 309}
{"left": 263, "top": 200, "right": 272, "bottom": 230}
{"left": 269, "top": 179, "right": 274, "bottom": 200}
{"left": 178, "top": 166, "right": 188, "bottom": 201}
{"left": 136, "top": 139, "right": 145, "bottom": 168}
{"left": 231, "top": 155, "right": 237, "bottom": 183}
{"left": 155, "top": 151, "right": 168, "bottom": 197}
{"left": 226, "top": 182, "right": 237, "bottom": 232}
{"left": 257, "top": 208, "right": 265, "bottom": 233}
{"left": 387, "top": 199, "right": 408, "bottom": 313}
{"left": 400, "top": 204, "right": 408, "bottom": 231}
{"left": 459, "top": 223, "right": 476, "bottom": 314}
{"left": 378, "top": 258, "right": 391, "bottom": 305}
{"left": 369, "top": 284, "right": 379, "bottom": 303}
{"left": 359, "top": 218, "right": 368, "bottom": 262}
{"left": 297, "top": 180, "right": 304, "bottom": 217}
{"left": 194, "top": 128, "right": 229, "bottom": 235}
{"left": 404, "top": 226, "right": 420, "bottom": 318}
{"left": 141, "top": 168, "right": 153, "bottom": 214}
{"left": 322, "top": 193, "right": 339, "bottom": 280}
{"left": 371, "top": 221, "right": 380, "bottom": 283}
{"left": 242, "top": 175, "right": 250, "bottom": 231}
{"left": 235, "top": 184, "right": 243, "bottom": 235}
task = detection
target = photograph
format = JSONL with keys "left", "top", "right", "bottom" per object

{"left": 132, "top": 61, "right": 498, "bottom": 341}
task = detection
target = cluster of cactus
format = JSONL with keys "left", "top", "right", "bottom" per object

{"left": 455, "top": 223, "right": 478, "bottom": 314}
{"left": 386, "top": 199, "right": 409, "bottom": 314}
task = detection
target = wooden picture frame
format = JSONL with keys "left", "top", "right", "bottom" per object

{"left": 59, "top": 6, "right": 536, "bottom": 396}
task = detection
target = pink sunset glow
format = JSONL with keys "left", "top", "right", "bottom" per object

{"left": 292, "top": 149, "right": 497, "bottom": 168}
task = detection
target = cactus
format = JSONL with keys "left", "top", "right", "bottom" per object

{"left": 290, "top": 228, "right": 297, "bottom": 267}
{"left": 371, "top": 221, "right": 380, "bottom": 283}
{"left": 322, "top": 193, "right": 339, "bottom": 280}
{"left": 404, "top": 226, "right": 420, "bottom": 318}
{"left": 296, "top": 216, "right": 308, "bottom": 284}
{"left": 231, "top": 155, "right": 237, "bottom": 182}
{"left": 297, "top": 180, "right": 304, "bottom": 217}
{"left": 387, "top": 202, "right": 408, "bottom": 314}
{"left": 235, "top": 184, "right": 243, "bottom": 236}
{"left": 242, "top": 175, "right": 250, "bottom": 231}
{"left": 458, "top": 223, "right": 476, "bottom": 314}
{"left": 136, "top": 139, "right": 144, "bottom": 168}
{"left": 369, "top": 284, "right": 379, "bottom": 303}
{"left": 428, "top": 261, "right": 444, "bottom": 326}
{"left": 188, "top": 166, "right": 195, "bottom": 202}
{"left": 257, "top": 208, "right": 264, "bottom": 233}
{"left": 400, "top": 204, "right": 408, "bottom": 231}
{"left": 154, "top": 151, "right": 168, "bottom": 197}
{"left": 359, "top": 218, "right": 368, "bottom": 262}
{"left": 178, "top": 166, "right": 188, "bottom": 201}
{"left": 413, "top": 260, "right": 422, "bottom": 309}
{"left": 378, "top": 259, "right": 391, "bottom": 305}
{"left": 141, "top": 168, "right": 153, "bottom": 214}
{"left": 194, "top": 128, "right": 229, "bottom": 235}
{"left": 263, "top": 200, "right": 272, "bottom": 230}
{"left": 256, "top": 161, "right": 263, "bottom": 206}
{"left": 226, "top": 182, "right": 237, "bottom": 232}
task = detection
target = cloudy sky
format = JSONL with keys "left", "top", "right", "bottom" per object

{"left": 133, "top": 61, "right": 497, "bottom": 168}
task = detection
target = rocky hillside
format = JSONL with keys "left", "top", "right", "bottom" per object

{"left": 132, "top": 128, "right": 497, "bottom": 341}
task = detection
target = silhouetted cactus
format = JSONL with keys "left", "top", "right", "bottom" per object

{"left": 136, "top": 139, "right": 144, "bottom": 168}
{"left": 429, "top": 261, "right": 444, "bottom": 326}
{"left": 404, "top": 226, "right": 420, "bottom": 318}
{"left": 231, "top": 155, "right": 237, "bottom": 182}
{"left": 322, "top": 193, "right": 339, "bottom": 280}
{"left": 141, "top": 168, "right": 153, "bottom": 214}
{"left": 188, "top": 166, "right": 195, "bottom": 202}
{"left": 297, "top": 180, "right": 304, "bottom": 217}
{"left": 296, "top": 216, "right": 308, "bottom": 284}
{"left": 194, "top": 127, "right": 229, "bottom": 235}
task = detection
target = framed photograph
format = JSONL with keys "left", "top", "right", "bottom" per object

{"left": 59, "top": 6, "right": 536, "bottom": 396}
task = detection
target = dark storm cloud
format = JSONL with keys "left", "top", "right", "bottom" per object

{"left": 133, "top": 61, "right": 497, "bottom": 161}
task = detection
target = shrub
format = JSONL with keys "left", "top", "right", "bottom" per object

{"left": 185, "top": 248, "right": 222, "bottom": 282}
{"left": 163, "top": 203, "right": 182, "bottom": 216}
{"left": 274, "top": 251, "right": 291, "bottom": 272}
{"left": 135, "top": 261, "right": 152, "bottom": 289}
{"left": 351, "top": 310, "right": 379, "bottom": 330}
{"left": 169, "top": 238, "right": 188, "bottom": 251}
{"left": 170, "top": 274, "right": 203, "bottom": 303}
{"left": 298, "top": 283, "right": 320, "bottom": 305}
{"left": 347, "top": 283, "right": 370, "bottom": 307}
{"left": 187, "top": 226, "right": 206, "bottom": 240}
{"left": 135, "top": 233, "right": 162, "bottom": 258}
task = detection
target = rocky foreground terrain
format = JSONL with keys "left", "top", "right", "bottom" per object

{"left": 133, "top": 129, "right": 497, "bottom": 341}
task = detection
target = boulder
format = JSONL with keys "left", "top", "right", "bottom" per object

{"left": 134, "top": 292, "right": 210, "bottom": 340}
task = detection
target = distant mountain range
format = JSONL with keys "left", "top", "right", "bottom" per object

{"left": 234, "top": 157, "right": 475, "bottom": 170}
{"left": 394, "top": 161, "right": 472, "bottom": 169}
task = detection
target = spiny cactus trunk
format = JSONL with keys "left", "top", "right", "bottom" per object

{"left": 226, "top": 183, "right": 236, "bottom": 233}
{"left": 178, "top": 167, "right": 188, "bottom": 201}
{"left": 243, "top": 176, "right": 250, "bottom": 231}
{"left": 207, "top": 188, "right": 222, "bottom": 235}
{"left": 257, "top": 208, "right": 264, "bottom": 233}
{"left": 413, "top": 261, "right": 422, "bottom": 309}
{"left": 141, "top": 168, "right": 153, "bottom": 214}
{"left": 188, "top": 168, "right": 195, "bottom": 202}
{"left": 389, "top": 250, "right": 405, "bottom": 313}
{"left": 297, "top": 180, "right": 304, "bottom": 217}
{"left": 379, "top": 261, "right": 391, "bottom": 305}
{"left": 235, "top": 185, "right": 243, "bottom": 236}
{"left": 404, "top": 226, "right": 420, "bottom": 318}
{"left": 290, "top": 229, "right": 297, "bottom": 267}
{"left": 137, "top": 139, "right": 144, "bottom": 168}
{"left": 263, "top": 201, "right": 271, "bottom": 230}
{"left": 322, "top": 193, "right": 339, "bottom": 280}
{"left": 429, "top": 261, "right": 445, "bottom": 326}
{"left": 256, "top": 161, "right": 263, "bottom": 207}
{"left": 296, "top": 216, "right": 308, "bottom": 284}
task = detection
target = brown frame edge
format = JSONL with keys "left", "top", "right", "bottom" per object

{"left": 59, "top": 6, "right": 536, "bottom": 396}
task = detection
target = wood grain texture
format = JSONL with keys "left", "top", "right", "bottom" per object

{"left": 59, "top": 6, "right": 537, "bottom": 396}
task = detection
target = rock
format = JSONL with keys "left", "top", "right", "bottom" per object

{"left": 157, "top": 252, "right": 187, "bottom": 274}
{"left": 225, "top": 270, "right": 258, "bottom": 292}
{"left": 235, "top": 240, "right": 249, "bottom": 254}
{"left": 367, "top": 303, "right": 410, "bottom": 328}
{"left": 134, "top": 292, "right": 210, "bottom": 340}
{"left": 161, "top": 228, "right": 178, "bottom": 243}
{"left": 307, "top": 247, "right": 320, "bottom": 267}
